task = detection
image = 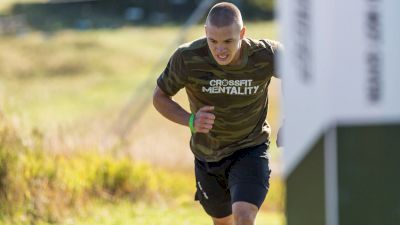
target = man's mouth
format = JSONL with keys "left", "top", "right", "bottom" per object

{"left": 217, "top": 54, "right": 228, "bottom": 61}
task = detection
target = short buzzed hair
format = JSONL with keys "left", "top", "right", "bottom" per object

{"left": 206, "top": 2, "right": 243, "bottom": 29}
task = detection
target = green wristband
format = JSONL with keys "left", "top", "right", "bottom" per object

{"left": 189, "top": 113, "right": 196, "bottom": 133}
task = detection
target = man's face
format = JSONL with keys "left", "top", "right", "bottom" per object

{"left": 205, "top": 23, "right": 245, "bottom": 66}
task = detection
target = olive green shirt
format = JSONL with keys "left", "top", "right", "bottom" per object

{"left": 157, "top": 37, "right": 281, "bottom": 162}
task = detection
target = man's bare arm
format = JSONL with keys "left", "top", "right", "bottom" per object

{"left": 152, "top": 86, "right": 215, "bottom": 133}
{"left": 153, "top": 86, "right": 191, "bottom": 127}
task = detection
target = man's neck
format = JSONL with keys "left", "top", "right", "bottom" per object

{"left": 228, "top": 42, "right": 244, "bottom": 66}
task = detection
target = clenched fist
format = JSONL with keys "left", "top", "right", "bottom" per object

{"left": 194, "top": 106, "right": 215, "bottom": 133}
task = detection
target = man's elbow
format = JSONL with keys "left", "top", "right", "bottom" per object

{"left": 152, "top": 86, "right": 169, "bottom": 109}
{"left": 152, "top": 86, "right": 160, "bottom": 109}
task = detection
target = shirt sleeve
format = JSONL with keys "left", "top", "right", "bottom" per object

{"left": 263, "top": 39, "right": 284, "bottom": 79}
{"left": 156, "top": 48, "right": 188, "bottom": 96}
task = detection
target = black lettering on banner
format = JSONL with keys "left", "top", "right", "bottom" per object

{"left": 293, "top": 0, "right": 312, "bottom": 83}
{"left": 365, "top": 0, "right": 383, "bottom": 104}
{"left": 367, "top": 52, "right": 380, "bottom": 102}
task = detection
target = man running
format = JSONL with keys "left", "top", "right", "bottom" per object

{"left": 153, "top": 2, "right": 281, "bottom": 225}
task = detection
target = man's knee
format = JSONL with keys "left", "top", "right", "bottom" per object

{"left": 212, "top": 215, "right": 233, "bottom": 225}
{"left": 232, "top": 201, "right": 258, "bottom": 225}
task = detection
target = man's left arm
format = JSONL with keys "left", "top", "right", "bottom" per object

{"left": 270, "top": 40, "right": 284, "bottom": 79}
{"left": 269, "top": 40, "right": 284, "bottom": 147}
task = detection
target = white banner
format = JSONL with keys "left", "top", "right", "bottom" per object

{"left": 329, "top": 0, "right": 400, "bottom": 123}
{"left": 279, "top": 0, "right": 400, "bottom": 176}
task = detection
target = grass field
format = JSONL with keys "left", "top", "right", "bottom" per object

{"left": 1, "top": 200, "right": 284, "bottom": 225}
{"left": 0, "top": 19, "right": 283, "bottom": 224}
{"left": 71, "top": 200, "right": 285, "bottom": 225}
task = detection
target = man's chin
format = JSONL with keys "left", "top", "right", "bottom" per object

{"left": 216, "top": 59, "right": 231, "bottom": 66}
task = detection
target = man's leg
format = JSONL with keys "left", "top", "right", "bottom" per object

{"left": 232, "top": 201, "right": 258, "bottom": 225}
{"left": 194, "top": 159, "right": 233, "bottom": 224}
{"left": 212, "top": 215, "right": 233, "bottom": 225}
{"left": 228, "top": 143, "right": 272, "bottom": 225}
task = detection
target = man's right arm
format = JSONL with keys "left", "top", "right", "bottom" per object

{"left": 153, "top": 85, "right": 191, "bottom": 127}
{"left": 152, "top": 85, "right": 215, "bottom": 133}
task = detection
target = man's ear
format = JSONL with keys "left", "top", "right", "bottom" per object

{"left": 204, "top": 25, "right": 208, "bottom": 36}
{"left": 240, "top": 26, "right": 246, "bottom": 39}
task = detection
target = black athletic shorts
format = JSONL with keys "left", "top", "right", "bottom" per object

{"left": 194, "top": 143, "right": 271, "bottom": 218}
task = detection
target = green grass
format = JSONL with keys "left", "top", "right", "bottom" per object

{"left": 70, "top": 200, "right": 284, "bottom": 225}
{"left": 0, "top": 0, "right": 40, "bottom": 13}
{"left": 0, "top": 200, "right": 284, "bottom": 225}
{"left": 0, "top": 27, "right": 180, "bottom": 131}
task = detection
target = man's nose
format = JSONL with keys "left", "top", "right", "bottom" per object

{"left": 216, "top": 46, "right": 225, "bottom": 53}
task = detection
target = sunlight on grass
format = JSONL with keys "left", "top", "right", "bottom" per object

{"left": 70, "top": 200, "right": 284, "bottom": 225}
{"left": 0, "top": 0, "right": 45, "bottom": 13}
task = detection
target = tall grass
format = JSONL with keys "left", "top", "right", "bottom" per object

{"left": 0, "top": 113, "right": 197, "bottom": 224}
{"left": 0, "top": 113, "right": 284, "bottom": 224}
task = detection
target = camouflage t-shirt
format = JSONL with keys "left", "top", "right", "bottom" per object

{"left": 157, "top": 37, "right": 281, "bottom": 162}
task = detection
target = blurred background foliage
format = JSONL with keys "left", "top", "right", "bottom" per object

{"left": 0, "top": 114, "right": 196, "bottom": 224}
{"left": 0, "top": 0, "right": 275, "bottom": 32}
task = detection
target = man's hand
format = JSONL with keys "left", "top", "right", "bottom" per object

{"left": 194, "top": 106, "right": 215, "bottom": 133}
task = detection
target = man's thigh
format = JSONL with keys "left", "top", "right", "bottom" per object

{"left": 194, "top": 159, "right": 232, "bottom": 218}
{"left": 228, "top": 143, "right": 271, "bottom": 208}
